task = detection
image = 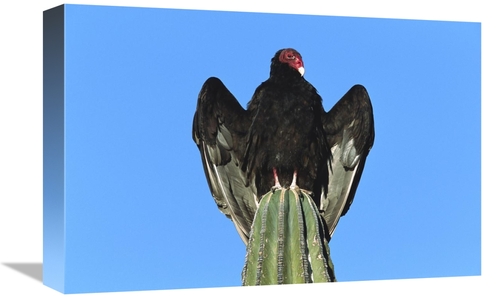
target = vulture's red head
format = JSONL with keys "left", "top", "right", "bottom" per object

{"left": 271, "top": 48, "right": 305, "bottom": 77}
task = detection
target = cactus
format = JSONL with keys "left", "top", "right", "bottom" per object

{"left": 242, "top": 188, "right": 335, "bottom": 285}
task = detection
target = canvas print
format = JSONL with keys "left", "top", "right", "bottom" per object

{"left": 43, "top": 4, "right": 480, "bottom": 293}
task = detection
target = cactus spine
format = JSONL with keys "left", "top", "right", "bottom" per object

{"left": 242, "top": 188, "right": 335, "bottom": 285}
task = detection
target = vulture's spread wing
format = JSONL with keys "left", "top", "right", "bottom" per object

{"left": 192, "top": 77, "right": 257, "bottom": 244}
{"left": 321, "top": 84, "right": 375, "bottom": 237}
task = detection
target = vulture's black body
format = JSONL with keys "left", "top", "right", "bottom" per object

{"left": 193, "top": 49, "right": 374, "bottom": 244}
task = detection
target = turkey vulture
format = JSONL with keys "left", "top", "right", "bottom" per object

{"left": 192, "top": 48, "right": 374, "bottom": 245}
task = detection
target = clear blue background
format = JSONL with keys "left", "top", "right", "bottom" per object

{"left": 57, "top": 4, "right": 480, "bottom": 292}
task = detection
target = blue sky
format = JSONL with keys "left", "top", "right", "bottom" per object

{"left": 47, "top": 4, "right": 480, "bottom": 293}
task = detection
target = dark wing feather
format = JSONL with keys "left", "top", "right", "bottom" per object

{"left": 192, "top": 77, "right": 257, "bottom": 244}
{"left": 320, "top": 84, "right": 375, "bottom": 237}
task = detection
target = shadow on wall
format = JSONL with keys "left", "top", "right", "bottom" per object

{"left": 3, "top": 263, "right": 43, "bottom": 283}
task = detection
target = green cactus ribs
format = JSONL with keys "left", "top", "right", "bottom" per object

{"left": 242, "top": 188, "right": 335, "bottom": 285}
